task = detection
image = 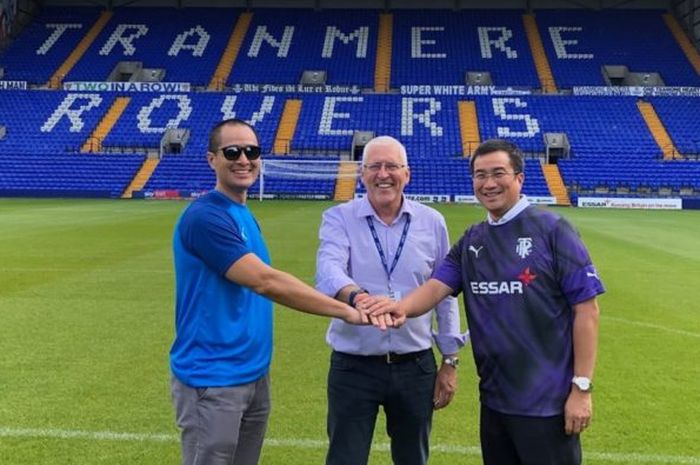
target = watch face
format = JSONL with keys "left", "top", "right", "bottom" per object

{"left": 573, "top": 377, "right": 591, "bottom": 391}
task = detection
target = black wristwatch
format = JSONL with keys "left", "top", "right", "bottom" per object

{"left": 347, "top": 288, "right": 369, "bottom": 308}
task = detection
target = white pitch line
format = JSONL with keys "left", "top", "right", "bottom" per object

{"left": 604, "top": 315, "right": 700, "bottom": 339}
{"left": 0, "top": 267, "right": 171, "bottom": 275}
{"left": 1, "top": 426, "right": 699, "bottom": 464}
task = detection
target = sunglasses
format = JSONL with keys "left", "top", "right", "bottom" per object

{"left": 218, "top": 145, "right": 262, "bottom": 161}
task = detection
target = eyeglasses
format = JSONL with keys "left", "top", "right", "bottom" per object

{"left": 363, "top": 162, "right": 406, "bottom": 173}
{"left": 218, "top": 145, "right": 262, "bottom": 161}
{"left": 472, "top": 170, "right": 520, "bottom": 182}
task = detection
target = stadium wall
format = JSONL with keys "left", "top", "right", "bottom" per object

{"left": 43, "top": 0, "right": 671, "bottom": 9}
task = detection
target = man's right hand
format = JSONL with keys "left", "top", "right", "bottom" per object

{"left": 357, "top": 295, "right": 407, "bottom": 328}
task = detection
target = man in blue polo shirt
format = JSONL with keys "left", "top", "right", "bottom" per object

{"left": 363, "top": 139, "right": 604, "bottom": 465}
{"left": 170, "top": 118, "right": 375, "bottom": 465}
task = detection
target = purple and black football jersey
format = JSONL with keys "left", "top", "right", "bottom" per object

{"left": 434, "top": 204, "right": 605, "bottom": 416}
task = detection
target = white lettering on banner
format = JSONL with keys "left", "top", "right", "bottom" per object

{"left": 573, "top": 86, "right": 700, "bottom": 97}
{"left": 528, "top": 196, "right": 556, "bottom": 205}
{"left": 478, "top": 27, "right": 517, "bottom": 59}
{"left": 399, "top": 85, "right": 533, "bottom": 96}
{"left": 137, "top": 95, "right": 193, "bottom": 134}
{"left": 99, "top": 24, "right": 148, "bottom": 56}
{"left": 247, "top": 26, "right": 294, "bottom": 58}
{"left": 577, "top": 197, "right": 682, "bottom": 210}
{"left": 454, "top": 195, "right": 478, "bottom": 203}
{"left": 411, "top": 27, "right": 446, "bottom": 58}
{"left": 357, "top": 193, "right": 451, "bottom": 203}
{"left": 404, "top": 194, "right": 450, "bottom": 203}
{"left": 41, "top": 93, "right": 103, "bottom": 133}
{"left": 220, "top": 95, "right": 275, "bottom": 125}
{"left": 37, "top": 24, "right": 82, "bottom": 55}
{"left": 549, "top": 27, "right": 593, "bottom": 59}
{"left": 318, "top": 96, "right": 363, "bottom": 135}
{"left": 62, "top": 82, "right": 191, "bottom": 92}
{"left": 401, "top": 98, "right": 443, "bottom": 136}
{"left": 322, "top": 26, "right": 368, "bottom": 58}
{"left": 492, "top": 97, "right": 539, "bottom": 138}
{"left": 470, "top": 281, "right": 524, "bottom": 295}
{"left": 168, "top": 25, "right": 210, "bottom": 57}
{"left": 0, "top": 81, "right": 28, "bottom": 90}
{"left": 229, "top": 83, "right": 361, "bottom": 94}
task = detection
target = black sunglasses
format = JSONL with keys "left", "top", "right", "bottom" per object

{"left": 219, "top": 145, "right": 262, "bottom": 161}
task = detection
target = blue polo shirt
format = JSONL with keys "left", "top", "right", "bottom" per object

{"left": 170, "top": 190, "right": 273, "bottom": 388}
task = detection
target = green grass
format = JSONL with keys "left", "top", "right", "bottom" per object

{"left": 1, "top": 198, "right": 699, "bottom": 464}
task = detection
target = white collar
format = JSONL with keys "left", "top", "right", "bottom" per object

{"left": 487, "top": 196, "right": 530, "bottom": 226}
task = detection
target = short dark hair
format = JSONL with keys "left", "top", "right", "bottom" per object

{"left": 470, "top": 139, "right": 524, "bottom": 175}
{"left": 208, "top": 118, "right": 260, "bottom": 153}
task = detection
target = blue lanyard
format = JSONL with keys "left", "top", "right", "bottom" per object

{"left": 366, "top": 215, "right": 411, "bottom": 292}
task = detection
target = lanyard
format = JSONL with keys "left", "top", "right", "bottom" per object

{"left": 366, "top": 215, "right": 411, "bottom": 292}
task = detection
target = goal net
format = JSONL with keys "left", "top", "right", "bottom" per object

{"left": 257, "top": 158, "right": 361, "bottom": 201}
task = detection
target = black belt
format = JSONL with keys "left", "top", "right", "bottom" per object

{"left": 336, "top": 349, "right": 431, "bottom": 364}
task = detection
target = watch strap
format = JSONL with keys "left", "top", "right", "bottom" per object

{"left": 348, "top": 288, "right": 369, "bottom": 308}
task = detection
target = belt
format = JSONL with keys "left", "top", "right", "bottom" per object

{"left": 336, "top": 349, "right": 431, "bottom": 364}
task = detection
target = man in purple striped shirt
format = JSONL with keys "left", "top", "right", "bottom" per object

{"left": 364, "top": 139, "right": 604, "bottom": 465}
{"left": 315, "top": 136, "right": 466, "bottom": 465}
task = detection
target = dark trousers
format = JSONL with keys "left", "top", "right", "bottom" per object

{"left": 480, "top": 403, "right": 582, "bottom": 465}
{"left": 325, "top": 350, "right": 437, "bottom": 465}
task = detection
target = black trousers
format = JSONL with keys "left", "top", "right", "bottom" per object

{"left": 325, "top": 350, "right": 437, "bottom": 465}
{"left": 480, "top": 403, "right": 582, "bottom": 465}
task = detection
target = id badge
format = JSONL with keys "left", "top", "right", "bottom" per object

{"left": 388, "top": 290, "right": 401, "bottom": 301}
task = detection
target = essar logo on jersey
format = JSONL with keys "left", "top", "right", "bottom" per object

{"left": 470, "top": 281, "right": 524, "bottom": 295}
{"left": 470, "top": 267, "right": 537, "bottom": 295}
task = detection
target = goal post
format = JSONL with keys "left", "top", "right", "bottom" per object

{"left": 257, "top": 158, "right": 361, "bottom": 201}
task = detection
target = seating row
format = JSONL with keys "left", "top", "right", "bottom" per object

{"left": 2, "top": 8, "right": 699, "bottom": 87}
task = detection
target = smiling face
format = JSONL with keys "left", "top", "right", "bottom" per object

{"left": 207, "top": 122, "right": 260, "bottom": 204}
{"left": 361, "top": 139, "right": 410, "bottom": 220}
{"left": 472, "top": 150, "right": 524, "bottom": 220}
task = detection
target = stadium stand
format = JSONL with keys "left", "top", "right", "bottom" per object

{"left": 650, "top": 97, "right": 700, "bottom": 156}
{"left": 0, "top": 152, "right": 145, "bottom": 197}
{"left": 391, "top": 9, "right": 540, "bottom": 87}
{"left": 1, "top": 5, "right": 699, "bottom": 203}
{"left": 66, "top": 8, "right": 239, "bottom": 86}
{"left": 535, "top": 9, "right": 700, "bottom": 88}
{"left": 0, "top": 7, "right": 101, "bottom": 84}
{"left": 0, "top": 90, "right": 118, "bottom": 152}
{"left": 230, "top": 9, "right": 378, "bottom": 87}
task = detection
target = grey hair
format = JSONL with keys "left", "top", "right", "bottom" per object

{"left": 361, "top": 136, "right": 408, "bottom": 166}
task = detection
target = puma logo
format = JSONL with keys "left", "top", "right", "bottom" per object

{"left": 469, "top": 245, "right": 483, "bottom": 258}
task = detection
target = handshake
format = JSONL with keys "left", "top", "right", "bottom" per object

{"left": 344, "top": 293, "right": 407, "bottom": 330}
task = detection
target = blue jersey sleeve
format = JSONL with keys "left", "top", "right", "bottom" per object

{"left": 553, "top": 217, "right": 605, "bottom": 305}
{"left": 178, "top": 204, "right": 250, "bottom": 276}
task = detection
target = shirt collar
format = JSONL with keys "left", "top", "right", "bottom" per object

{"left": 358, "top": 195, "right": 413, "bottom": 225}
{"left": 487, "top": 195, "right": 530, "bottom": 226}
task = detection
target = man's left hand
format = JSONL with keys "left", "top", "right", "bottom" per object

{"left": 433, "top": 362, "right": 457, "bottom": 410}
{"left": 564, "top": 389, "right": 592, "bottom": 435}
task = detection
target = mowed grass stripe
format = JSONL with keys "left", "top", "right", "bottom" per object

{"left": 1, "top": 199, "right": 699, "bottom": 465}
{"left": 1, "top": 426, "right": 699, "bottom": 464}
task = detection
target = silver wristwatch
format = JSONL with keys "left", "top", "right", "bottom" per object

{"left": 571, "top": 376, "right": 593, "bottom": 392}
{"left": 442, "top": 356, "right": 459, "bottom": 369}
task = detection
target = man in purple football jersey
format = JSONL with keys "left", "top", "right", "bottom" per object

{"left": 363, "top": 139, "right": 604, "bottom": 465}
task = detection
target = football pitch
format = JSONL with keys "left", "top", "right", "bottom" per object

{"left": 1, "top": 198, "right": 699, "bottom": 465}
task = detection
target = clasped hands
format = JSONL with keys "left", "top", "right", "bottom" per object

{"left": 350, "top": 293, "right": 407, "bottom": 330}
